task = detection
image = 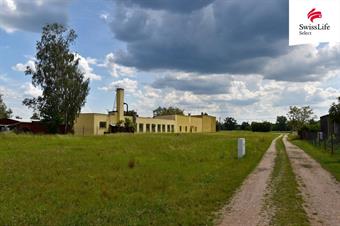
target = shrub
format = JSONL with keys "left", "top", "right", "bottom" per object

{"left": 251, "top": 121, "right": 272, "bottom": 132}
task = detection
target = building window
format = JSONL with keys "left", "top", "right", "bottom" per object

{"left": 171, "top": 125, "right": 174, "bottom": 133}
{"left": 179, "top": 126, "right": 182, "bottom": 132}
{"left": 157, "top": 124, "right": 161, "bottom": 132}
{"left": 152, "top": 124, "right": 156, "bottom": 132}
{"left": 167, "top": 125, "right": 170, "bottom": 133}
{"left": 162, "top": 124, "right": 166, "bottom": 132}
{"left": 99, "top": 121, "right": 107, "bottom": 129}
{"left": 139, "top": 123, "right": 144, "bottom": 132}
{"left": 146, "top": 124, "right": 150, "bottom": 132}
{"left": 185, "top": 126, "right": 187, "bottom": 132}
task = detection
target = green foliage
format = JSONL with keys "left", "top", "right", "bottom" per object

{"left": 287, "top": 106, "right": 314, "bottom": 131}
{"left": 273, "top": 116, "right": 290, "bottom": 131}
{"left": 329, "top": 97, "right": 340, "bottom": 124}
{"left": 23, "top": 23, "right": 89, "bottom": 133}
{"left": 124, "top": 118, "right": 136, "bottom": 131}
{"left": 223, "top": 117, "right": 237, "bottom": 130}
{"left": 251, "top": 121, "right": 272, "bottom": 132}
{"left": 240, "top": 122, "right": 251, "bottom": 130}
{"left": 124, "top": 110, "right": 138, "bottom": 117}
{"left": 30, "top": 112, "right": 40, "bottom": 120}
{"left": 267, "top": 137, "right": 309, "bottom": 226}
{"left": 153, "top": 106, "right": 184, "bottom": 117}
{"left": 300, "top": 119, "right": 320, "bottom": 132}
{"left": 0, "top": 132, "right": 276, "bottom": 225}
{"left": 0, "top": 94, "right": 12, "bottom": 119}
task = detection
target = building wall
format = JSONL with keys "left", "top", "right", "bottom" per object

{"left": 74, "top": 113, "right": 217, "bottom": 135}
{"left": 174, "top": 115, "right": 202, "bottom": 133}
{"left": 201, "top": 115, "right": 216, "bottom": 133}
{"left": 74, "top": 113, "right": 96, "bottom": 136}
{"left": 73, "top": 87, "right": 217, "bottom": 135}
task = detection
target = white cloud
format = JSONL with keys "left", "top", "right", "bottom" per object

{"left": 0, "top": 85, "right": 20, "bottom": 99}
{"left": 115, "top": 72, "right": 340, "bottom": 121}
{"left": 100, "top": 78, "right": 138, "bottom": 92}
{"left": 0, "top": 0, "right": 71, "bottom": 33}
{"left": 1, "top": 0, "right": 16, "bottom": 11}
{"left": 22, "top": 83, "right": 42, "bottom": 98}
{"left": 13, "top": 55, "right": 101, "bottom": 81}
{"left": 12, "top": 59, "right": 35, "bottom": 72}
{"left": 99, "top": 53, "right": 136, "bottom": 77}
{"left": 77, "top": 54, "right": 102, "bottom": 81}
{"left": 100, "top": 12, "right": 110, "bottom": 21}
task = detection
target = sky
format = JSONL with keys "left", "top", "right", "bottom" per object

{"left": 1, "top": 0, "right": 340, "bottom": 123}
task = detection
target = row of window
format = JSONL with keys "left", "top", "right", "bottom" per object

{"left": 138, "top": 124, "right": 174, "bottom": 133}
{"left": 99, "top": 121, "right": 199, "bottom": 133}
{"left": 179, "top": 126, "right": 198, "bottom": 133}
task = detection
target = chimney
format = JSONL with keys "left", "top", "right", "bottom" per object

{"left": 116, "top": 88, "right": 124, "bottom": 122}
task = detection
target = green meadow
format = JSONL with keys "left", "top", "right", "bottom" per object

{"left": 0, "top": 132, "right": 276, "bottom": 226}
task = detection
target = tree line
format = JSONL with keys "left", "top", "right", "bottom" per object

{"left": 216, "top": 115, "right": 290, "bottom": 132}
{"left": 216, "top": 105, "right": 322, "bottom": 132}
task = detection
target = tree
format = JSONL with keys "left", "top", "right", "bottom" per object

{"left": 31, "top": 112, "right": 40, "bottom": 120}
{"left": 0, "top": 94, "right": 12, "bottom": 119}
{"left": 223, "top": 117, "right": 237, "bottom": 130}
{"left": 216, "top": 120, "right": 223, "bottom": 131}
{"left": 153, "top": 106, "right": 184, "bottom": 117}
{"left": 274, "top": 116, "right": 289, "bottom": 131}
{"left": 287, "top": 106, "right": 314, "bottom": 132}
{"left": 240, "top": 122, "right": 251, "bottom": 130}
{"left": 23, "top": 23, "right": 89, "bottom": 133}
{"left": 251, "top": 121, "right": 272, "bottom": 132}
{"left": 329, "top": 97, "right": 340, "bottom": 124}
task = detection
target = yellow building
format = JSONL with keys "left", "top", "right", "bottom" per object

{"left": 74, "top": 88, "right": 216, "bottom": 135}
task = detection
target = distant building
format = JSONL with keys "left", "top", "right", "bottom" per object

{"left": 0, "top": 118, "right": 47, "bottom": 133}
{"left": 320, "top": 114, "right": 340, "bottom": 138}
{"left": 74, "top": 88, "right": 216, "bottom": 135}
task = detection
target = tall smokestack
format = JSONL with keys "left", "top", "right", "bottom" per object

{"left": 116, "top": 88, "right": 124, "bottom": 122}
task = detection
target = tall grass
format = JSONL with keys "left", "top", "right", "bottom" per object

{"left": 0, "top": 132, "right": 276, "bottom": 226}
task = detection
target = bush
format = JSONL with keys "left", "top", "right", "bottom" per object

{"left": 251, "top": 121, "right": 272, "bottom": 132}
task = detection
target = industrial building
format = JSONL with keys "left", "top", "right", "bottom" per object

{"left": 74, "top": 88, "right": 216, "bottom": 135}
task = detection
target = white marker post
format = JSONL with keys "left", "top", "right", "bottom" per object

{"left": 238, "top": 138, "right": 246, "bottom": 159}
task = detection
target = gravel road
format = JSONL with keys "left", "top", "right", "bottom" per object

{"left": 217, "top": 137, "right": 279, "bottom": 226}
{"left": 283, "top": 135, "right": 340, "bottom": 226}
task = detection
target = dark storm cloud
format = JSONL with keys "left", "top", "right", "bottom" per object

{"left": 114, "top": 0, "right": 215, "bottom": 13}
{"left": 110, "top": 0, "right": 289, "bottom": 77}
{"left": 152, "top": 74, "right": 231, "bottom": 95}
{"left": 0, "top": 0, "right": 69, "bottom": 32}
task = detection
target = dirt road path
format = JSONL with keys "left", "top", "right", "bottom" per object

{"left": 283, "top": 136, "right": 340, "bottom": 226}
{"left": 218, "top": 137, "right": 279, "bottom": 226}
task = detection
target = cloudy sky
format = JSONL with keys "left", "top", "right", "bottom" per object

{"left": 1, "top": 0, "right": 340, "bottom": 122}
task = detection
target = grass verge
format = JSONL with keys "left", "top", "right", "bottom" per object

{"left": 289, "top": 135, "right": 340, "bottom": 181}
{"left": 0, "top": 132, "right": 276, "bottom": 226}
{"left": 267, "top": 136, "right": 309, "bottom": 226}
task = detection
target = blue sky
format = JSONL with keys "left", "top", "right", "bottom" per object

{"left": 1, "top": 0, "right": 340, "bottom": 123}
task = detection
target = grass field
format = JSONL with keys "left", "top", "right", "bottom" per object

{"left": 267, "top": 136, "right": 309, "bottom": 226}
{"left": 0, "top": 132, "right": 276, "bottom": 226}
{"left": 290, "top": 136, "right": 340, "bottom": 181}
